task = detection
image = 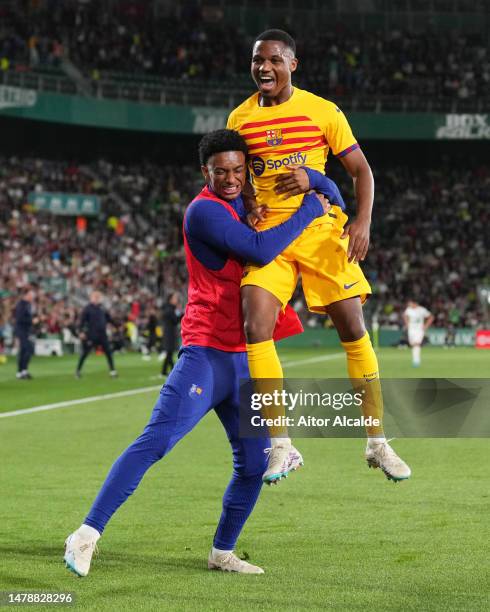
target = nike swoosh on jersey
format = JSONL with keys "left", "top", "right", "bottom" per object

{"left": 343, "top": 281, "right": 360, "bottom": 290}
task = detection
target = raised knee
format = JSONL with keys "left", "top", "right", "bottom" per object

{"left": 349, "top": 324, "right": 367, "bottom": 342}
{"left": 244, "top": 317, "right": 274, "bottom": 344}
{"left": 339, "top": 319, "right": 367, "bottom": 343}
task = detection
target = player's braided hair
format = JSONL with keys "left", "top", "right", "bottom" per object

{"left": 198, "top": 129, "right": 248, "bottom": 166}
{"left": 254, "top": 29, "right": 296, "bottom": 55}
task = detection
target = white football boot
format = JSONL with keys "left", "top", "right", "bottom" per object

{"left": 263, "top": 441, "right": 303, "bottom": 485}
{"left": 287, "top": 446, "right": 304, "bottom": 473}
{"left": 64, "top": 529, "right": 99, "bottom": 577}
{"left": 365, "top": 439, "right": 411, "bottom": 482}
{"left": 208, "top": 551, "right": 264, "bottom": 574}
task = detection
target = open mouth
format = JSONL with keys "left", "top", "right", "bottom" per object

{"left": 258, "top": 75, "right": 275, "bottom": 90}
{"left": 221, "top": 185, "right": 240, "bottom": 196}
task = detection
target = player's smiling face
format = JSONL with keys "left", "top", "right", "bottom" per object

{"left": 201, "top": 151, "right": 246, "bottom": 201}
{"left": 251, "top": 40, "right": 297, "bottom": 104}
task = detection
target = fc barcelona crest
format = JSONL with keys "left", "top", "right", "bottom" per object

{"left": 266, "top": 128, "right": 283, "bottom": 146}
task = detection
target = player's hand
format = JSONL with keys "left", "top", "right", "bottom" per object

{"left": 309, "top": 191, "right": 331, "bottom": 215}
{"left": 246, "top": 206, "right": 268, "bottom": 230}
{"left": 241, "top": 189, "right": 258, "bottom": 213}
{"left": 79, "top": 332, "right": 87, "bottom": 341}
{"left": 341, "top": 217, "right": 370, "bottom": 263}
{"left": 274, "top": 166, "right": 310, "bottom": 198}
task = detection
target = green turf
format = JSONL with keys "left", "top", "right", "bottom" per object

{"left": 0, "top": 348, "right": 489, "bottom": 611}
{"left": 1, "top": 347, "right": 488, "bottom": 413}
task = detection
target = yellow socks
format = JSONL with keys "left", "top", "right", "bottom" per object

{"left": 246, "top": 339, "right": 283, "bottom": 380}
{"left": 341, "top": 332, "right": 385, "bottom": 438}
{"left": 246, "top": 340, "right": 288, "bottom": 440}
{"left": 246, "top": 335, "right": 384, "bottom": 440}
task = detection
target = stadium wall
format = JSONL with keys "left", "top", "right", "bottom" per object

{"left": 277, "top": 328, "right": 477, "bottom": 348}
{"left": 33, "top": 329, "right": 478, "bottom": 353}
{"left": 1, "top": 86, "right": 489, "bottom": 139}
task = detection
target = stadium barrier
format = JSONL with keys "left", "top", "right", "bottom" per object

{"left": 278, "top": 328, "right": 477, "bottom": 348}
{"left": 1, "top": 86, "right": 489, "bottom": 139}
{"left": 34, "top": 338, "right": 63, "bottom": 356}
{"left": 475, "top": 330, "right": 490, "bottom": 349}
{"left": 14, "top": 328, "right": 478, "bottom": 356}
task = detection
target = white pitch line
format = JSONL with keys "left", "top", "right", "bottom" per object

{"left": 0, "top": 386, "right": 161, "bottom": 419}
{"left": 1, "top": 352, "right": 344, "bottom": 419}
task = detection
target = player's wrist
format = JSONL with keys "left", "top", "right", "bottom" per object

{"left": 300, "top": 166, "right": 321, "bottom": 190}
{"left": 302, "top": 192, "right": 324, "bottom": 218}
{"left": 355, "top": 212, "right": 372, "bottom": 224}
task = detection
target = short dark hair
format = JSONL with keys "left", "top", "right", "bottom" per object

{"left": 198, "top": 129, "right": 248, "bottom": 166}
{"left": 254, "top": 29, "right": 296, "bottom": 55}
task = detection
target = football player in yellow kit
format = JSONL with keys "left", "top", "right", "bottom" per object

{"left": 227, "top": 29, "right": 411, "bottom": 483}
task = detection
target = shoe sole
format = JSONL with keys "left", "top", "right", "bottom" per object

{"left": 208, "top": 560, "right": 264, "bottom": 574}
{"left": 366, "top": 458, "right": 411, "bottom": 482}
{"left": 64, "top": 557, "right": 85, "bottom": 578}
{"left": 263, "top": 460, "right": 304, "bottom": 485}
{"left": 263, "top": 472, "right": 288, "bottom": 484}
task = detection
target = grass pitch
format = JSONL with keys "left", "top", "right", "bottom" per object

{"left": 0, "top": 347, "right": 489, "bottom": 611}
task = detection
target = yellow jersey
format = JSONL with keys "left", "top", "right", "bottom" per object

{"left": 227, "top": 87, "right": 359, "bottom": 228}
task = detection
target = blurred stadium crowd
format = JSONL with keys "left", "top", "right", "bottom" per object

{"left": 1, "top": 2, "right": 488, "bottom": 104}
{"left": 0, "top": 156, "right": 488, "bottom": 350}
{"left": 0, "top": 157, "right": 195, "bottom": 350}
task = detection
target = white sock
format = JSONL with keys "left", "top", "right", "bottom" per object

{"left": 368, "top": 436, "right": 387, "bottom": 447}
{"left": 412, "top": 346, "right": 421, "bottom": 364}
{"left": 79, "top": 524, "right": 101, "bottom": 541}
{"left": 211, "top": 546, "right": 232, "bottom": 558}
{"left": 270, "top": 437, "right": 291, "bottom": 447}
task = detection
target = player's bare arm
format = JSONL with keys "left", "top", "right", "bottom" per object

{"left": 424, "top": 313, "right": 435, "bottom": 330}
{"left": 339, "top": 148, "right": 374, "bottom": 263}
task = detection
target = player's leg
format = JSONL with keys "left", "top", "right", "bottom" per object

{"left": 325, "top": 300, "right": 410, "bottom": 481}
{"left": 241, "top": 283, "right": 282, "bottom": 382}
{"left": 64, "top": 347, "right": 228, "bottom": 577}
{"left": 209, "top": 352, "right": 268, "bottom": 574}
{"left": 408, "top": 330, "right": 423, "bottom": 366}
{"left": 325, "top": 297, "right": 384, "bottom": 432}
{"left": 16, "top": 335, "right": 27, "bottom": 379}
{"left": 75, "top": 339, "right": 92, "bottom": 376}
{"left": 411, "top": 343, "right": 422, "bottom": 367}
{"left": 241, "top": 257, "right": 301, "bottom": 483}
{"left": 412, "top": 344, "right": 421, "bottom": 366}
{"left": 99, "top": 335, "right": 117, "bottom": 376}
{"left": 19, "top": 338, "right": 34, "bottom": 378}
{"left": 161, "top": 345, "right": 175, "bottom": 375}
{"left": 297, "top": 216, "right": 410, "bottom": 481}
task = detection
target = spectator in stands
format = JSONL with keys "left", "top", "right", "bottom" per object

{"left": 1, "top": 2, "right": 488, "bottom": 108}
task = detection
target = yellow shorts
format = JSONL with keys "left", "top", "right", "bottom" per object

{"left": 241, "top": 206, "right": 372, "bottom": 313}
